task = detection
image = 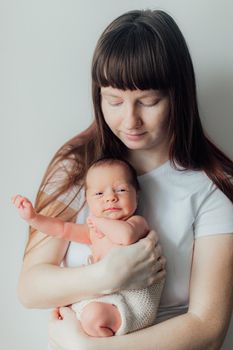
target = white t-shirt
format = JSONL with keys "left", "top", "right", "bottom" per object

{"left": 60, "top": 161, "right": 233, "bottom": 323}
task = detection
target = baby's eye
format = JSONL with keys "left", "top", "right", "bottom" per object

{"left": 95, "top": 192, "right": 103, "bottom": 196}
{"left": 116, "top": 188, "right": 127, "bottom": 192}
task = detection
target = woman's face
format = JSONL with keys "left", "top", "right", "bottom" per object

{"left": 101, "top": 87, "right": 170, "bottom": 154}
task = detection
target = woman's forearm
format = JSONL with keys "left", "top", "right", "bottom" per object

{"left": 89, "top": 312, "right": 224, "bottom": 350}
{"left": 18, "top": 230, "right": 164, "bottom": 310}
{"left": 18, "top": 261, "right": 111, "bottom": 309}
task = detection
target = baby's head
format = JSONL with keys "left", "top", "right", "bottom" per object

{"left": 85, "top": 158, "right": 140, "bottom": 220}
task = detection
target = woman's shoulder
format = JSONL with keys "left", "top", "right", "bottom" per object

{"left": 169, "top": 165, "right": 232, "bottom": 211}
{"left": 163, "top": 163, "right": 233, "bottom": 237}
{"left": 140, "top": 160, "right": 212, "bottom": 194}
{"left": 140, "top": 160, "right": 232, "bottom": 211}
{"left": 169, "top": 163, "right": 210, "bottom": 187}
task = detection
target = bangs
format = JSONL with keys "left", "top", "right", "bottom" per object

{"left": 92, "top": 23, "right": 172, "bottom": 91}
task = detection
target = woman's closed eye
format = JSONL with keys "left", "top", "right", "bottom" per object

{"left": 108, "top": 100, "right": 123, "bottom": 106}
{"left": 103, "top": 96, "right": 123, "bottom": 106}
{"left": 138, "top": 98, "right": 161, "bottom": 107}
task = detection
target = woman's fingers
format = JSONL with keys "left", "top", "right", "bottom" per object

{"left": 138, "top": 231, "right": 163, "bottom": 263}
{"left": 157, "top": 256, "right": 166, "bottom": 271}
{"left": 141, "top": 230, "right": 159, "bottom": 247}
{"left": 50, "top": 307, "right": 76, "bottom": 322}
{"left": 149, "top": 255, "right": 166, "bottom": 284}
{"left": 50, "top": 308, "right": 61, "bottom": 320}
{"left": 140, "top": 230, "right": 160, "bottom": 253}
{"left": 140, "top": 232, "right": 166, "bottom": 284}
{"left": 148, "top": 268, "right": 166, "bottom": 285}
{"left": 131, "top": 230, "right": 165, "bottom": 268}
{"left": 59, "top": 307, "right": 76, "bottom": 321}
{"left": 103, "top": 229, "right": 166, "bottom": 290}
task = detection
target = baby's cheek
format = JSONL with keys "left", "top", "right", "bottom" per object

{"left": 88, "top": 202, "right": 102, "bottom": 217}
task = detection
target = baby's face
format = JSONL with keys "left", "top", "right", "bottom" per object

{"left": 85, "top": 164, "right": 138, "bottom": 220}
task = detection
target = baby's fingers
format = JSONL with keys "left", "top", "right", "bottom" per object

{"left": 11, "top": 194, "right": 25, "bottom": 208}
{"left": 11, "top": 195, "right": 31, "bottom": 209}
{"left": 86, "top": 217, "right": 92, "bottom": 224}
{"left": 11, "top": 194, "right": 22, "bottom": 205}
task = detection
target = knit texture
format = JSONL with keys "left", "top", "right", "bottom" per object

{"left": 72, "top": 280, "right": 164, "bottom": 335}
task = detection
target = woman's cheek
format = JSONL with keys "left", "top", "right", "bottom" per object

{"left": 105, "top": 115, "right": 119, "bottom": 133}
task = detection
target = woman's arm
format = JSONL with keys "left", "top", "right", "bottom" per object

{"left": 17, "top": 201, "right": 103, "bottom": 308}
{"left": 49, "top": 233, "right": 233, "bottom": 350}
{"left": 18, "top": 196, "right": 164, "bottom": 309}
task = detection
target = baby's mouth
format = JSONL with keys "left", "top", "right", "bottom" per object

{"left": 104, "top": 207, "right": 121, "bottom": 212}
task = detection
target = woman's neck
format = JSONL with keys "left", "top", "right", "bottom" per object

{"left": 128, "top": 148, "right": 170, "bottom": 175}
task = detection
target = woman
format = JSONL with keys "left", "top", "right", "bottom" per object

{"left": 18, "top": 9, "right": 233, "bottom": 350}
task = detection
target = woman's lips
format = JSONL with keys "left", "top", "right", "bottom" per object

{"left": 123, "top": 132, "right": 147, "bottom": 141}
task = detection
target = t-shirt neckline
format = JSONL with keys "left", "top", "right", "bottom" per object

{"left": 138, "top": 160, "right": 172, "bottom": 179}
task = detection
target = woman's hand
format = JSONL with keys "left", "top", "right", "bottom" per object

{"left": 48, "top": 307, "right": 92, "bottom": 350}
{"left": 101, "top": 230, "right": 166, "bottom": 292}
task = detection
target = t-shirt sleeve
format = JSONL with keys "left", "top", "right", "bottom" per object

{"left": 194, "top": 182, "right": 233, "bottom": 238}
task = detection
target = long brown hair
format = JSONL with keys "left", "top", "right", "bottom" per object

{"left": 27, "top": 9, "right": 233, "bottom": 254}
{"left": 91, "top": 10, "right": 233, "bottom": 198}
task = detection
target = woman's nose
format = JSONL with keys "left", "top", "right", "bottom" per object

{"left": 123, "top": 105, "right": 142, "bottom": 130}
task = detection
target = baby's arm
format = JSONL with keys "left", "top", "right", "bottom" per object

{"left": 89, "top": 215, "right": 149, "bottom": 245}
{"left": 12, "top": 195, "right": 91, "bottom": 244}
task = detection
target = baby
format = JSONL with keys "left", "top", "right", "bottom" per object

{"left": 12, "top": 158, "right": 164, "bottom": 336}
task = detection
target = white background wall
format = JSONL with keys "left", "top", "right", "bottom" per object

{"left": 1, "top": 0, "right": 233, "bottom": 349}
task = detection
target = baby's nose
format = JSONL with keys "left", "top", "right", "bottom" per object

{"left": 105, "top": 192, "right": 118, "bottom": 202}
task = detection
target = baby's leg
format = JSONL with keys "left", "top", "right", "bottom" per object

{"left": 80, "top": 301, "right": 122, "bottom": 337}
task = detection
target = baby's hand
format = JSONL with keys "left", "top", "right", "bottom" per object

{"left": 86, "top": 216, "right": 95, "bottom": 230}
{"left": 11, "top": 194, "right": 36, "bottom": 221}
{"left": 86, "top": 216, "right": 105, "bottom": 239}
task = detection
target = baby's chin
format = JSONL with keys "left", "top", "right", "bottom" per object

{"left": 102, "top": 211, "right": 131, "bottom": 221}
{"left": 103, "top": 211, "right": 124, "bottom": 220}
